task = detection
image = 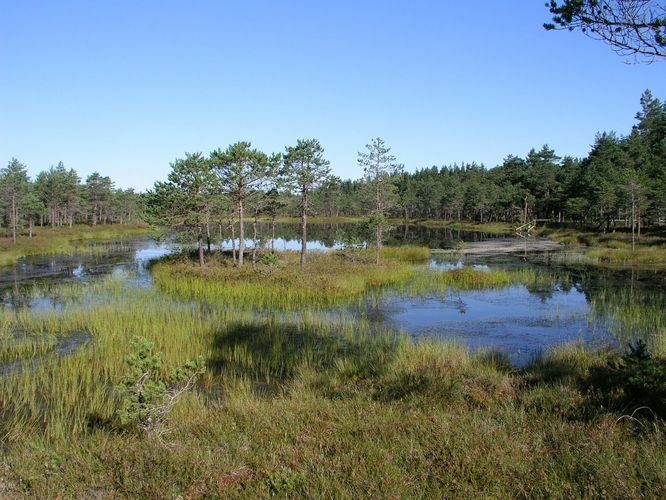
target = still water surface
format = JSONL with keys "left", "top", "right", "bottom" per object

{"left": 1, "top": 223, "right": 664, "bottom": 365}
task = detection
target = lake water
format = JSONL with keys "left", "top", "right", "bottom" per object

{"left": 1, "top": 223, "right": 664, "bottom": 365}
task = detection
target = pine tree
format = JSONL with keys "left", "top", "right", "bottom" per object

{"left": 357, "top": 138, "right": 401, "bottom": 263}
{"left": 0, "top": 158, "right": 31, "bottom": 243}
{"left": 283, "top": 139, "right": 331, "bottom": 267}
{"left": 210, "top": 142, "right": 273, "bottom": 267}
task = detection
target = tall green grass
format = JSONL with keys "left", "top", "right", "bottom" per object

{"left": 540, "top": 227, "right": 666, "bottom": 267}
{"left": 0, "top": 280, "right": 663, "bottom": 498}
{"left": 0, "top": 249, "right": 665, "bottom": 497}
{"left": 399, "top": 265, "right": 556, "bottom": 296}
{"left": 591, "top": 287, "right": 666, "bottom": 356}
{"left": 152, "top": 248, "right": 426, "bottom": 309}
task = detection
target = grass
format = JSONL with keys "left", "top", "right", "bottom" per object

{"left": 539, "top": 226, "right": 666, "bottom": 268}
{"left": 402, "top": 219, "right": 515, "bottom": 234}
{"left": 258, "top": 216, "right": 515, "bottom": 235}
{"left": 0, "top": 280, "right": 664, "bottom": 497}
{"left": 590, "top": 287, "right": 666, "bottom": 356}
{"left": 0, "top": 247, "right": 665, "bottom": 496}
{"left": 0, "top": 224, "right": 156, "bottom": 266}
{"left": 397, "top": 264, "right": 558, "bottom": 298}
{"left": 152, "top": 247, "right": 429, "bottom": 309}
{"left": 152, "top": 248, "right": 554, "bottom": 310}
{"left": 431, "top": 266, "right": 549, "bottom": 290}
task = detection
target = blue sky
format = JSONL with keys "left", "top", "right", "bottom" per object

{"left": 1, "top": 0, "right": 664, "bottom": 190}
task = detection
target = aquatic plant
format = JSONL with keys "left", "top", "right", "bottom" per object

{"left": 0, "top": 246, "right": 665, "bottom": 497}
{"left": 539, "top": 227, "right": 666, "bottom": 268}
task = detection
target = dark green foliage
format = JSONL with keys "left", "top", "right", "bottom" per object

{"left": 358, "top": 138, "right": 402, "bottom": 261}
{"left": 210, "top": 142, "right": 276, "bottom": 267}
{"left": 0, "top": 159, "right": 143, "bottom": 238}
{"left": 85, "top": 172, "right": 113, "bottom": 226}
{"left": 4, "top": 89, "right": 666, "bottom": 242}
{"left": 544, "top": 0, "right": 666, "bottom": 62}
{"left": 259, "top": 250, "right": 279, "bottom": 267}
{"left": 145, "top": 153, "right": 217, "bottom": 265}
{"left": 117, "top": 336, "right": 205, "bottom": 436}
{"left": 0, "top": 158, "right": 30, "bottom": 241}
{"left": 283, "top": 138, "right": 331, "bottom": 266}
{"left": 605, "top": 340, "right": 666, "bottom": 418}
{"left": 309, "top": 90, "right": 666, "bottom": 231}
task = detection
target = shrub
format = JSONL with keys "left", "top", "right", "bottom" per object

{"left": 117, "top": 336, "right": 205, "bottom": 439}
{"left": 590, "top": 340, "right": 666, "bottom": 419}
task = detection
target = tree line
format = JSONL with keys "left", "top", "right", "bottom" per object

{"left": 145, "top": 89, "right": 665, "bottom": 267}
{"left": 0, "top": 162, "right": 142, "bottom": 242}
{"left": 309, "top": 89, "right": 666, "bottom": 230}
{"left": 4, "top": 89, "right": 663, "bottom": 263}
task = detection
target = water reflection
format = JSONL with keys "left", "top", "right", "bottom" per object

{"left": 368, "top": 285, "right": 612, "bottom": 366}
{"left": 208, "top": 222, "right": 507, "bottom": 252}
{"left": 0, "top": 237, "right": 172, "bottom": 309}
{"left": 0, "top": 224, "right": 664, "bottom": 365}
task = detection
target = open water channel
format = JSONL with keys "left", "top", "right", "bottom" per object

{"left": 1, "top": 223, "right": 664, "bottom": 366}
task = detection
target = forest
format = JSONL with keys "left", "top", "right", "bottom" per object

{"left": 308, "top": 89, "right": 666, "bottom": 226}
{"left": 2, "top": 89, "right": 664, "bottom": 246}
{"left": 0, "top": 162, "right": 142, "bottom": 242}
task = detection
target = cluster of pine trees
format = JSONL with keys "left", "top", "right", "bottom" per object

{"left": 145, "top": 139, "right": 395, "bottom": 267}
{"left": 5, "top": 89, "right": 663, "bottom": 252}
{"left": 146, "top": 89, "right": 664, "bottom": 266}
{"left": 0, "top": 161, "right": 142, "bottom": 242}
{"left": 310, "top": 90, "right": 666, "bottom": 231}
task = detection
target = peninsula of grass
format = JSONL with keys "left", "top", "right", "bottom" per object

{"left": 538, "top": 226, "right": 666, "bottom": 267}
{"left": 0, "top": 224, "right": 156, "bottom": 266}
{"left": 153, "top": 249, "right": 561, "bottom": 308}
{"left": 152, "top": 246, "right": 430, "bottom": 309}
{"left": 432, "top": 265, "right": 552, "bottom": 290}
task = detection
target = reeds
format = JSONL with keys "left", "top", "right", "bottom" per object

{"left": 0, "top": 244, "right": 665, "bottom": 497}
{"left": 401, "top": 265, "right": 554, "bottom": 294}
{"left": 540, "top": 227, "right": 666, "bottom": 267}
{"left": 590, "top": 287, "right": 666, "bottom": 356}
{"left": 151, "top": 249, "right": 423, "bottom": 309}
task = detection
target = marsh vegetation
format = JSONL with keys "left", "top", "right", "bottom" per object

{"left": 0, "top": 223, "right": 664, "bottom": 497}
{"left": 1, "top": 92, "right": 665, "bottom": 495}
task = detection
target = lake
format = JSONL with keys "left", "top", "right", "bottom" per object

{"left": 1, "top": 223, "right": 664, "bottom": 366}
